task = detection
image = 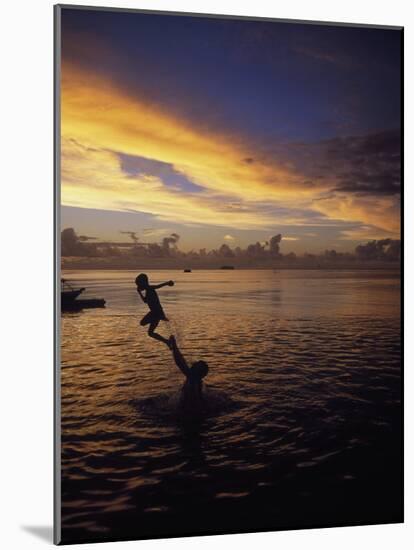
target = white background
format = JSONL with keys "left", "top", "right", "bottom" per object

{"left": 0, "top": 0, "right": 411, "bottom": 548}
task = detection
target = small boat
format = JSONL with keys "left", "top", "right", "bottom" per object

{"left": 64, "top": 298, "right": 106, "bottom": 311}
{"left": 220, "top": 265, "right": 235, "bottom": 270}
{"left": 184, "top": 268, "right": 192, "bottom": 273}
{"left": 61, "top": 279, "right": 105, "bottom": 311}
{"left": 61, "top": 279, "right": 85, "bottom": 306}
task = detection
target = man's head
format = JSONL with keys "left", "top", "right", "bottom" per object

{"left": 135, "top": 273, "right": 149, "bottom": 290}
{"left": 191, "top": 360, "right": 209, "bottom": 380}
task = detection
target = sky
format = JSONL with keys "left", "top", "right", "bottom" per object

{"left": 60, "top": 7, "right": 401, "bottom": 254}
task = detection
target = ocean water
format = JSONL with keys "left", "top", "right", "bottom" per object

{"left": 59, "top": 269, "right": 402, "bottom": 543}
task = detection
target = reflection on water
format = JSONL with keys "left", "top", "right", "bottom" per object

{"left": 60, "top": 270, "right": 402, "bottom": 543}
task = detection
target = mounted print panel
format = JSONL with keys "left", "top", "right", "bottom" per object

{"left": 54, "top": 4, "right": 403, "bottom": 545}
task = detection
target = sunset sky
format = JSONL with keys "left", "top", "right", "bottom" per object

{"left": 60, "top": 7, "right": 401, "bottom": 254}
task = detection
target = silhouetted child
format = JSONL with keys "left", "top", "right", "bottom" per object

{"left": 169, "top": 336, "right": 209, "bottom": 411}
{"left": 135, "top": 273, "right": 174, "bottom": 346}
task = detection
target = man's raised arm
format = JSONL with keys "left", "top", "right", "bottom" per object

{"left": 169, "top": 336, "right": 190, "bottom": 378}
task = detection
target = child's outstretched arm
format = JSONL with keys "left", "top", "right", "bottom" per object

{"left": 169, "top": 336, "right": 190, "bottom": 378}
{"left": 151, "top": 280, "right": 174, "bottom": 290}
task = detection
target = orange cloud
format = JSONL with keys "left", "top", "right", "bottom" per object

{"left": 61, "top": 138, "right": 284, "bottom": 229}
{"left": 60, "top": 62, "right": 400, "bottom": 236}
{"left": 312, "top": 193, "right": 400, "bottom": 236}
{"left": 62, "top": 64, "right": 313, "bottom": 201}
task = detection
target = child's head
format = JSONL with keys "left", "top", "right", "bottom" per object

{"left": 135, "top": 273, "right": 149, "bottom": 290}
{"left": 191, "top": 360, "right": 209, "bottom": 381}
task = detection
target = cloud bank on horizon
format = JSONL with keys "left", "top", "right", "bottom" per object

{"left": 60, "top": 8, "right": 401, "bottom": 252}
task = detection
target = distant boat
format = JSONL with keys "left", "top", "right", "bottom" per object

{"left": 61, "top": 279, "right": 105, "bottom": 311}
{"left": 220, "top": 265, "right": 235, "bottom": 270}
{"left": 184, "top": 268, "right": 192, "bottom": 273}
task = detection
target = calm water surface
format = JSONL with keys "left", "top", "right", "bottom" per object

{"left": 60, "top": 269, "right": 402, "bottom": 542}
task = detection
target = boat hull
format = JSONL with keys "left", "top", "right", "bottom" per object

{"left": 62, "top": 298, "right": 106, "bottom": 311}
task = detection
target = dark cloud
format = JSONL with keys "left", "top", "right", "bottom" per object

{"left": 61, "top": 228, "right": 98, "bottom": 257}
{"left": 78, "top": 235, "right": 97, "bottom": 242}
{"left": 218, "top": 243, "right": 235, "bottom": 258}
{"left": 162, "top": 233, "right": 180, "bottom": 254}
{"left": 62, "top": 227, "right": 400, "bottom": 268}
{"left": 327, "top": 130, "right": 401, "bottom": 196}
{"left": 355, "top": 239, "right": 400, "bottom": 261}
{"left": 269, "top": 234, "right": 282, "bottom": 255}
{"left": 120, "top": 231, "right": 139, "bottom": 243}
{"left": 272, "top": 129, "right": 401, "bottom": 198}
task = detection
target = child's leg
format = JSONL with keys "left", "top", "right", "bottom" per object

{"left": 148, "top": 319, "right": 170, "bottom": 346}
{"left": 140, "top": 312, "right": 152, "bottom": 326}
